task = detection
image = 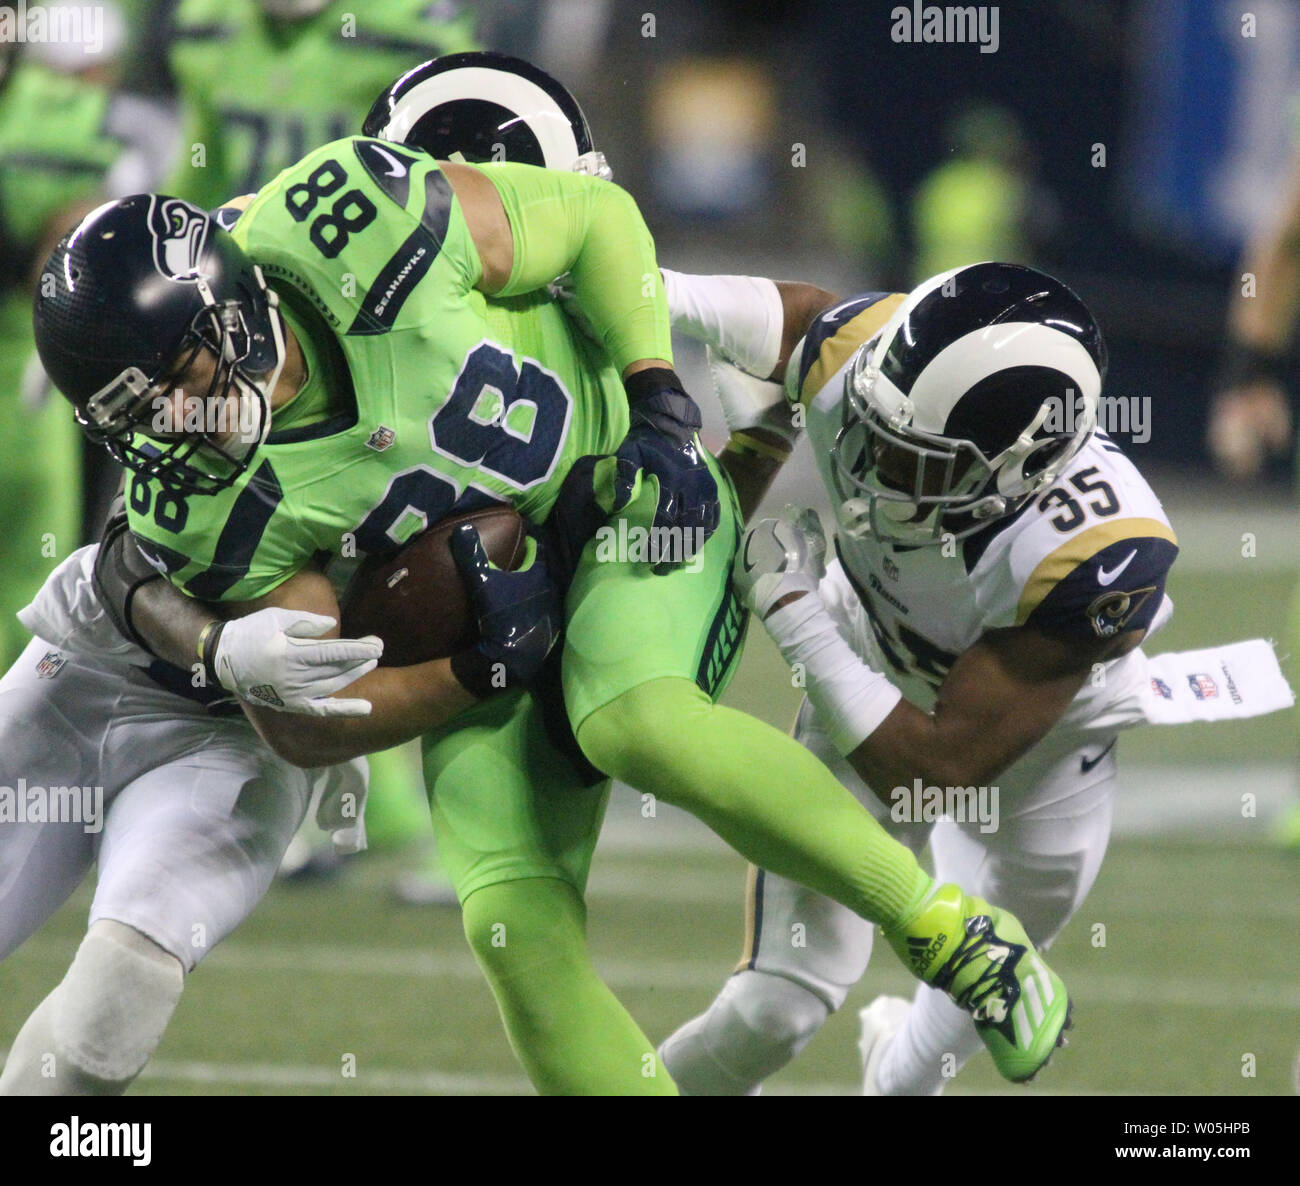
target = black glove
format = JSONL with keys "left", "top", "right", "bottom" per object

{"left": 449, "top": 524, "right": 562, "bottom": 698}
{"left": 613, "top": 368, "right": 720, "bottom": 569}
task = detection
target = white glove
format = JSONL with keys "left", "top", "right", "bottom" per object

{"left": 733, "top": 506, "right": 827, "bottom": 618}
{"left": 211, "top": 609, "right": 383, "bottom": 717}
{"left": 708, "top": 346, "right": 802, "bottom": 448}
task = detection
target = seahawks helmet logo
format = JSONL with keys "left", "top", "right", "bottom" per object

{"left": 147, "top": 196, "right": 210, "bottom": 283}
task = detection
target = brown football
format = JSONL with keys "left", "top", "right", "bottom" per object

{"left": 339, "top": 505, "right": 528, "bottom": 666}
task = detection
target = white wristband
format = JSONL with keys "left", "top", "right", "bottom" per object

{"left": 661, "top": 269, "right": 784, "bottom": 379}
{"left": 764, "top": 593, "right": 903, "bottom": 755}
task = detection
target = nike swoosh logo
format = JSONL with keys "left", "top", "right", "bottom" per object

{"left": 371, "top": 145, "right": 408, "bottom": 178}
{"left": 742, "top": 532, "right": 759, "bottom": 573}
{"left": 1080, "top": 737, "right": 1118, "bottom": 774}
{"left": 1097, "top": 549, "right": 1137, "bottom": 586}
{"left": 821, "top": 308, "right": 842, "bottom": 323}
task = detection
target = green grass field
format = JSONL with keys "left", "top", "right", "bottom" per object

{"left": 1, "top": 516, "right": 1296, "bottom": 1096}
{"left": 2, "top": 834, "right": 1295, "bottom": 1096}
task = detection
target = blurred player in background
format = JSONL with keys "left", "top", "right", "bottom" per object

{"left": 1207, "top": 119, "right": 1300, "bottom": 849}
{"left": 911, "top": 104, "right": 1057, "bottom": 281}
{"left": 658, "top": 262, "right": 1291, "bottom": 1094}
{"left": 0, "top": 8, "right": 145, "bottom": 669}
{"left": 125, "top": 0, "right": 483, "bottom": 892}
{"left": 134, "top": 0, "right": 479, "bottom": 208}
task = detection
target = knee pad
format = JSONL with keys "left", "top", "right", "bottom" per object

{"left": 661, "top": 970, "right": 831, "bottom": 1094}
{"left": 51, "top": 921, "right": 184, "bottom": 1088}
{"left": 721, "top": 969, "right": 831, "bottom": 1063}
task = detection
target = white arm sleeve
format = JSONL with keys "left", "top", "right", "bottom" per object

{"left": 661, "top": 269, "right": 785, "bottom": 379}
{"left": 763, "top": 592, "right": 903, "bottom": 755}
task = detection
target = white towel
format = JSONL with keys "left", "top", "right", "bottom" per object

{"left": 1141, "top": 639, "right": 1294, "bottom": 725}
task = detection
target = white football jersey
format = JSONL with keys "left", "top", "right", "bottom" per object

{"left": 794, "top": 292, "right": 1179, "bottom": 722}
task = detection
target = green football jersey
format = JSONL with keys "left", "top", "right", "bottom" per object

{"left": 0, "top": 62, "right": 121, "bottom": 308}
{"left": 0, "top": 60, "right": 116, "bottom": 662}
{"left": 161, "top": 0, "right": 479, "bottom": 210}
{"left": 127, "top": 137, "right": 630, "bottom": 603}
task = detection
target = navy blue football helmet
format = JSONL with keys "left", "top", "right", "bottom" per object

{"left": 831, "top": 262, "right": 1107, "bottom": 545}
{"left": 33, "top": 195, "right": 286, "bottom": 495}
{"left": 363, "top": 51, "right": 611, "bottom": 179}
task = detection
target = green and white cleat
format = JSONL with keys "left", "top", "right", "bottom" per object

{"left": 885, "top": 883, "right": 1071, "bottom": 1083}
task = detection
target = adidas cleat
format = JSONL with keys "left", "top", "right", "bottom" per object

{"left": 884, "top": 883, "right": 1070, "bottom": 1083}
{"left": 858, "top": 995, "right": 911, "bottom": 1096}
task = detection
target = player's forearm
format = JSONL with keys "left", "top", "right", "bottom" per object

{"left": 762, "top": 596, "right": 1061, "bottom": 800}
{"left": 845, "top": 629, "right": 1100, "bottom": 795}
{"left": 719, "top": 434, "right": 789, "bottom": 521}
{"left": 243, "top": 660, "right": 475, "bottom": 767}
{"left": 129, "top": 577, "right": 220, "bottom": 671}
{"left": 845, "top": 701, "right": 1023, "bottom": 804}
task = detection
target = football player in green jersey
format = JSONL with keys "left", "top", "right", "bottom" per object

{"left": 0, "top": 29, "right": 135, "bottom": 669}
{"left": 128, "top": 1, "right": 482, "bottom": 876}
{"left": 138, "top": 0, "right": 479, "bottom": 211}
{"left": 34, "top": 131, "right": 1073, "bottom": 1092}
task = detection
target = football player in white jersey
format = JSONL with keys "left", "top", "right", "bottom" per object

{"left": 0, "top": 489, "right": 381, "bottom": 1095}
{"left": 657, "top": 261, "right": 1292, "bottom": 1094}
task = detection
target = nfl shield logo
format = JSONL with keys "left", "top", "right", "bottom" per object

{"left": 1187, "top": 673, "right": 1218, "bottom": 700}
{"left": 36, "top": 651, "right": 66, "bottom": 679}
{"left": 365, "top": 425, "right": 396, "bottom": 452}
{"left": 1150, "top": 677, "right": 1172, "bottom": 700}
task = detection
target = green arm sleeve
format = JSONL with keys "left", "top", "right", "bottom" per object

{"left": 476, "top": 162, "right": 673, "bottom": 374}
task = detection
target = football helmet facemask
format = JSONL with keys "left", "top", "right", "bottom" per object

{"left": 363, "top": 50, "right": 611, "bottom": 179}
{"left": 33, "top": 195, "right": 286, "bottom": 496}
{"left": 831, "top": 262, "right": 1107, "bottom": 546}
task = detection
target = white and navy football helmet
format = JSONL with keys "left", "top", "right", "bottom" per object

{"left": 831, "top": 262, "right": 1106, "bottom": 546}
{"left": 363, "top": 51, "right": 611, "bottom": 179}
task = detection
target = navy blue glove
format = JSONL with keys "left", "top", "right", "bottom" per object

{"left": 449, "top": 524, "right": 561, "bottom": 698}
{"left": 613, "top": 368, "right": 720, "bottom": 569}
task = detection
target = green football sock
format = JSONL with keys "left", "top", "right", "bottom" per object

{"left": 577, "top": 677, "right": 932, "bottom": 930}
{"left": 460, "top": 877, "right": 676, "bottom": 1096}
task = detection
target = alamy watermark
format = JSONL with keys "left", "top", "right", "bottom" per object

{"left": 152, "top": 391, "right": 260, "bottom": 444}
{"left": 0, "top": 3, "right": 105, "bottom": 54}
{"left": 593, "top": 519, "right": 707, "bottom": 572}
{"left": 0, "top": 779, "right": 103, "bottom": 833}
{"left": 890, "top": 4, "right": 1000, "bottom": 54}
{"left": 890, "top": 779, "right": 999, "bottom": 834}
{"left": 1044, "top": 390, "right": 1151, "bottom": 444}
{"left": 50, "top": 1117, "right": 151, "bottom": 1166}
